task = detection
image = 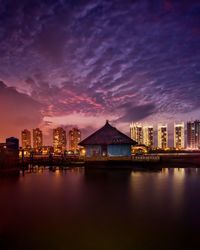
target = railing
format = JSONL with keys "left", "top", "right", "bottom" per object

{"left": 19, "top": 155, "right": 85, "bottom": 167}
{"left": 85, "top": 156, "right": 132, "bottom": 161}
{"left": 132, "top": 155, "right": 160, "bottom": 162}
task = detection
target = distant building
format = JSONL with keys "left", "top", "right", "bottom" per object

{"left": 187, "top": 120, "right": 200, "bottom": 149}
{"left": 33, "top": 128, "right": 43, "bottom": 151}
{"left": 158, "top": 124, "right": 168, "bottom": 149}
{"left": 143, "top": 125, "right": 154, "bottom": 148}
{"left": 0, "top": 137, "right": 19, "bottom": 174}
{"left": 53, "top": 127, "right": 66, "bottom": 153}
{"left": 130, "top": 122, "right": 143, "bottom": 144}
{"left": 69, "top": 128, "right": 81, "bottom": 152}
{"left": 6, "top": 137, "right": 19, "bottom": 150}
{"left": 130, "top": 123, "right": 154, "bottom": 147}
{"left": 174, "top": 122, "right": 185, "bottom": 149}
{"left": 21, "top": 129, "right": 31, "bottom": 149}
{"left": 79, "top": 121, "right": 136, "bottom": 158}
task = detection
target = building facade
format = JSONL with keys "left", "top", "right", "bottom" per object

{"left": 69, "top": 128, "right": 81, "bottom": 152}
{"left": 33, "top": 128, "right": 43, "bottom": 151}
{"left": 53, "top": 127, "right": 66, "bottom": 154}
{"left": 130, "top": 123, "right": 154, "bottom": 147}
{"left": 130, "top": 122, "right": 143, "bottom": 144}
{"left": 143, "top": 125, "right": 154, "bottom": 148}
{"left": 187, "top": 120, "right": 200, "bottom": 149}
{"left": 21, "top": 129, "right": 31, "bottom": 149}
{"left": 158, "top": 124, "right": 168, "bottom": 149}
{"left": 174, "top": 122, "right": 185, "bottom": 149}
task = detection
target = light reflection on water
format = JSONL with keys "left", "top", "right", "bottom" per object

{"left": 130, "top": 168, "right": 187, "bottom": 221}
{"left": 0, "top": 167, "right": 200, "bottom": 250}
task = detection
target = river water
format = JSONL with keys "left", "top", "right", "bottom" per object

{"left": 0, "top": 167, "right": 200, "bottom": 250}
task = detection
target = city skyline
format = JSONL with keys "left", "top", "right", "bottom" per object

{"left": 12, "top": 119, "right": 200, "bottom": 149}
{"left": 0, "top": 0, "right": 199, "bottom": 145}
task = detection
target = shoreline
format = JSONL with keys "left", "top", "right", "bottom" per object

{"left": 1, "top": 153, "right": 200, "bottom": 176}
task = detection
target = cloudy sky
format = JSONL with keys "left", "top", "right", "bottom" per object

{"left": 0, "top": 0, "right": 200, "bottom": 145}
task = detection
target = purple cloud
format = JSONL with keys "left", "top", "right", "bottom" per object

{"left": 0, "top": 0, "right": 200, "bottom": 145}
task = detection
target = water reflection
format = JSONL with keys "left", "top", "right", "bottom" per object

{"left": 1, "top": 167, "right": 200, "bottom": 250}
{"left": 130, "top": 168, "right": 187, "bottom": 219}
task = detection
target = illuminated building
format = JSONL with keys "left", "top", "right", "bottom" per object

{"left": 53, "top": 127, "right": 66, "bottom": 153}
{"left": 143, "top": 125, "right": 154, "bottom": 147}
{"left": 158, "top": 124, "right": 168, "bottom": 149}
{"left": 130, "top": 122, "right": 143, "bottom": 144}
{"left": 69, "top": 128, "right": 81, "bottom": 152}
{"left": 33, "top": 128, "right": 43, "bottom": 151}
{"left": 174, "top": 122, "right": 184, "bottom": 149}
{"left": 21, "top": 129, "right": 31, "bottom": 149}
{"left": 187, "top": 120, "right": 200, "bottom": 149}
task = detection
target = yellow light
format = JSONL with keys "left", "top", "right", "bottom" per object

{"left": 55, "top": 169, "right": 60, "bottom": 175}
{"left": 80, "top": 149, "right": 86, "bottom": 156}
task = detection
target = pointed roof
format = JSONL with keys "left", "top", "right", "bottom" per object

{"left": 79, "top": 121, "right": 137, "bottom": 146}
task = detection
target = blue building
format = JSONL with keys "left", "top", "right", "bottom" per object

{"left": 79, "top": 121, "right": 136, "bottom": 158}
{"left": 0, "top": 137, "right": 19, "bottom": 175}
{"left": 6, "top": 137, "right": 19, "bottom": 150}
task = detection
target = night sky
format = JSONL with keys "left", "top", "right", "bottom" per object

{"left": 0, "top": 0, "right": 200, "bottom": 145}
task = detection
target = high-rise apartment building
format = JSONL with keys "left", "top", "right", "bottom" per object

{"left": 158, "top": 124, "right": 168, "bottom": 149}
{"left": 21, "top": 129, "right": 31, "bottom": 149}
{"left": 174, "top": 122, "right": 185, "bottom": 149}
{"left": 187, "top": 120, "right": 200, "bottom": 149}
{"left": 130, "top": 122, "right": 143, "bottom": 144}
{"left": 53, "top": 127, "right": 66, "bottom": 153}
{"left": 143, "top": 125, "right": 154, "bottom": 148}
{"left": 69, "top": 128, "right": 81, "bottom": 152}
{"left": 33, "top": 128, "right": 43, "bottom": 150}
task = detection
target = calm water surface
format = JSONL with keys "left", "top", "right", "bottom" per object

{"left": 1, "top": 167, "right": 200, "bottom": 250}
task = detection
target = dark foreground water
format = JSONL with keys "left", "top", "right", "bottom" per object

{"left": 1, "top": 167, "right": 200, "bottom": 250}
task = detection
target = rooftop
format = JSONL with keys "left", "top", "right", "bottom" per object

{"left": 79, "top": 121, "right": 137, "bottom": 146}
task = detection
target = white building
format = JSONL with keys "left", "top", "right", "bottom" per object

{"left": 174, "top": 122, "right": 184, "bottom": 149}
{"left": 130, "top": 122, "right": 143, "bottom": 144}
{"left": 143, "top": 125, "right": 154, "bottom": 148}
{"left": 158, "top": 124, "right": 168, "bottom": 149}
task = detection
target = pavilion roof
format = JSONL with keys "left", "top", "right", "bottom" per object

{"left": 79, "top": 121, "right": 137, "bottom": 146}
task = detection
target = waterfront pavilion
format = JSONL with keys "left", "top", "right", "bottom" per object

{"left": 79, "top": 121, "right": 137, "bottom": 158}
